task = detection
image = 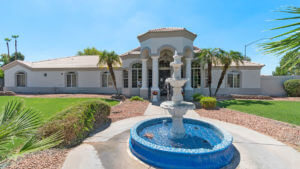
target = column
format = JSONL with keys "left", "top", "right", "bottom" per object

{"left": 141, "top": 59, "right": 148, "bottom": 89}
{"left": 151, "top": 56, "right": 159, "bottom": 90}
{"left": 185, "top": 57, "right": 193, "bottom": 90}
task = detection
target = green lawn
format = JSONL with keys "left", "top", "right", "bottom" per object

{"left": 218, "top": 100, "right": 300, "bottom": 126}
{"left": 0, "top": 96, "right": 119, "bottom": 122}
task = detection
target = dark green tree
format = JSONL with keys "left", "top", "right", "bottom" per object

{"left": 273, "top": 51, "right": 300, "bottom": 75}
{"left": 10, "top": 52, "right": 25, "bottom": 62}
{"left": 77, "top": 47, "right": 101, "bottom": 55}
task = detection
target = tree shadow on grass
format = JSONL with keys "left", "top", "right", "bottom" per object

{"left": 218, "top": 100, "right": 273, "bottom": 108}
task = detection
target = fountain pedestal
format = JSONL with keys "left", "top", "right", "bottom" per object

{"left": 161, "top": 101, "right": 195, "bottom": 138}
{"left": 160, "top": 50, "right": 195, "bottom": 139}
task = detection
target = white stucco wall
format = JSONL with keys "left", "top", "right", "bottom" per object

{"left": 261, "top": 75, "right": 300, "bottom": 96}
{"left": 204, "top": 68, "right": 261, "bottom": 89}
{"left": 4, "top": 65, "right": 65, "bottom": 87}
{"left": 4, "top": 64, "right": 123, "bottom": 93}
{"left": 141, "top": 37, "right": 193, "bottom": 54}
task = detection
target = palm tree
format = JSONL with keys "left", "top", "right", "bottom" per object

{"left": 260, "top": 6, "right": 300, "bottom": 70}
{"left": 4, "top": 38, "right": 11, "bottom": 57}
{"left": 97, "top": 50, "right": 121, "bottom": 95}
{"left": 11, "top": 35, "right": 19, "bottom": 60}
{"left": 214, "top": 50, "right": 244, "bottom": 96}
{"left": 0, "top": 100, "right": 62, "bottom": 160}
{"left": 196, "top": 48, "right": 221, "bottom": 96}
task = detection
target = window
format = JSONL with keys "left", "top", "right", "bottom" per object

{"left": 132, "top": 63, "right": 142, "bottom": 88}
{"left": 191, "top": 62, "right": 201, "bottom": 88}
{"left": 227, "top": 71, "right": 240, "bottom": 88}
{"left": 66, "top": 72, "right": 77, "bottom": 87}
{"left": 102, "top": 72, "right": 113, "bottom": 88}
{"left": 123, "top": 70, "right": 128, "bottom": 88}
{"left": 205, "top": 69, "right": 209, "bottom": 88}
{"left": 159, "top": 60, "right": 170, "bottom": 68}
{"left": 16, "top": 72, "right": 26, "bottom": 87}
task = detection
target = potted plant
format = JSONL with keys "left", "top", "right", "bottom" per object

{"left": 152, "top": 91, "right": 158, "bottom": 102}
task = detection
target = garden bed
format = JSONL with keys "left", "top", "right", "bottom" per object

{"left": 5, "top": 149, "right": 68, "bottom": 169}
{"left": 196, "top": 108, "right": 300, "bottom": 151}
{"left": 109, "top": 100, "right": 149, "bottom": 122}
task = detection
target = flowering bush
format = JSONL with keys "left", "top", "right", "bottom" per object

{"left": 152, "top": 91, "right": 158, "bottom": 95}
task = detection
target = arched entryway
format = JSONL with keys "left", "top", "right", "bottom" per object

{"left": 159, "top": 49, "right": 173, "bottom": 96}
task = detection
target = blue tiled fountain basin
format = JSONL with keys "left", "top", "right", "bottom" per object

{"left": 129, "top": 117, "right": 234, "bottom": 169}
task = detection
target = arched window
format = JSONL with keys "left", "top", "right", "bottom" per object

{"left": 16, "top": 72, "right": 26, "bottom": 87}
{"left": 227, "top": 71, "right": 240, "bottom": 88}
{"left": 132, "top": 63, "right": 142, "bottom": 88}
{"left": 191, "top": 62, "right": 201, "bottom": 88}
{"left": 159, "top": 60, "right": 170, "bottom": 68}
{"left": 102, "top": 72, "right": 113, "bottom": 88}
{"left": 66, "top": 72, "right": 77, "bottom": 87}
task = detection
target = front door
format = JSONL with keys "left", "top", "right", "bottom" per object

{"left": 159, "top": 70, "right": 171, "bottom": 96}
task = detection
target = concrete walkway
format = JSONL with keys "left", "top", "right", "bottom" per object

{"left": 62, "top": 103, "right": 300, "bottom": 169}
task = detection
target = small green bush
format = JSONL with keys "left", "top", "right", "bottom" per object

{"left": 193, "top": 93, "right": 204, "bottom": 102}
{"left": 0, "top": 69, "right": 3, "bottom": 78}
{"left": 39, "top": 100, "right": 111, "bottom": 147}
{"left": 284, "top": 79, "right": 300, "bottom": 97}
{"left": 200, "top": 97, "right": 217, "bottom": 109}
{"left": 130, "top": 96, "right": 144, "bottom": 101}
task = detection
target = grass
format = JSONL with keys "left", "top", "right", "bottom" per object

{"left": 218, "top": 100, "right": 300, "bottom": 126}
{"left": 0, "top": 96, "right": 119, "bottom": 158}
{"left": 0, "top": 96, "right": 119, "bottom": 122}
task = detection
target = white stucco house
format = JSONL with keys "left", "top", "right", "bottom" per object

{"left": 1, "top": 27, "right": 267, "bottom": 100}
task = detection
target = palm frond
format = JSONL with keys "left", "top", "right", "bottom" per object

{"left": 17, "top": 131, "right": 63, "bottom": 156}
{"left": 0, "top": 100, "right": 23, "bottom": 125}
{"left": 260, "top": 6, "right": 300, "bottom": 55}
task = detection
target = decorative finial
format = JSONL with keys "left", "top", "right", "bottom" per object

{"left": 173, "top": 50, "right": 181, "bottom": 64}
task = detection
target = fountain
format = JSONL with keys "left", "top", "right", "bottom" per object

{"left": 129, "top": 51, "right": 234, "bottom": 169}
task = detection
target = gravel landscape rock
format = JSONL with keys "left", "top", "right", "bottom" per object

{"left": 196, "top": 108, "right": 300, "bottom": 151}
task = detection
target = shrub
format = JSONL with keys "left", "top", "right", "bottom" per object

{"left": 130, "top": 96, "right": 144, "bottom": 101}
{"left": 200, "top": 97, "right": 217, "bottom": 109}
{"left": 284, "top": 79, "right": 300, "bottom": 97}
{"left": 192, "top": 93, "right": 204, "bottom": 102}
{"left": 39, "top": 100, "right": 111, "bottom": 147}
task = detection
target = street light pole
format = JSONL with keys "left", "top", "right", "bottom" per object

{"left": 244, "top": 38, "right": 270, "bottom": 58}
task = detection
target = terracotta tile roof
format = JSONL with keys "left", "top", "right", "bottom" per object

{"left": 148, "top": 27, "right": 186, "bottom": 32}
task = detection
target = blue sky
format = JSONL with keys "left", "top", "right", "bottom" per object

{"left": 1, "top": 0, "right": 299, "bottom": 75}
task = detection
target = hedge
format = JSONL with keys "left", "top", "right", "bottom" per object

{"left": 284, "top": 79, "right": 300, "bottom": 97}
{"left": 130, "top": 96, "right": 144, "bottom": 101}
{"left": 39, "top": 100, "right": 111, "bottom": 147}
{"left": 192, "top": 93, "right": 204, "bottom": 102}
{"left": 200, "top": 97, "right": 217, "bottom": 109}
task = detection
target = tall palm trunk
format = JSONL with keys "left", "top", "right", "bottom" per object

{"left": 15, "top": 39, "right": 17, "bottom": 60}
{"left": 207, "top": 60, "right": 212, "bottom": 96}
{"left": 214, "top": 63, "right": 229, "bottom": 96}
{"left": 108, "top": 64, "right": 119, "bottom": 95}
{"left": 6, "top": 42, "right": 10, "bottom": 57}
